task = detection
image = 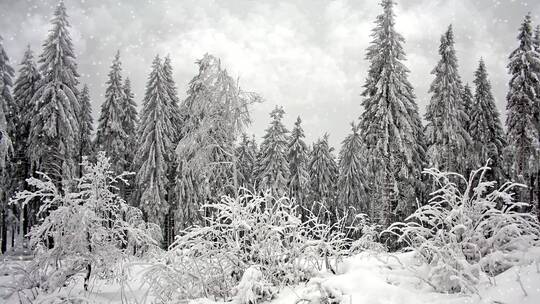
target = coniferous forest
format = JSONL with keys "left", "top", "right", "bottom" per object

{"left": 0, "top": 1, "right": 540, "bottom": 303}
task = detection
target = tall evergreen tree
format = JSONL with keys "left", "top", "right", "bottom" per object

{"left": 95, "top": 51, "right": 127, "bottom": 174}
{"left": 28, "top": 1, "right": 80, "bottom": 185}
{"left": 308, "top": 135, "right": 338, "bottom": 212}
{"left": 135, "top": 56, "right": 175, "bottom": 226}
{"left": 256, "top": 106, "right": 290, "bottom": 196}
{"left": 359, "top": 0, "right": 426, "bottom": 226}
{"left": 287, "top": 117, "right": 309, "bottom": 210}
{"left": 505, "top": 14, "right": 540, "bottom": 206}
{"left": 462, "top": 84, "right": 474, "bottom": 132}
{"left": 0, "top": 36, "right": 14, "bottom": 149}
{"left": 236, "top": 133, "right": 258, "bottom": 190}
{"left": 78, "top": 85, "right": 94, "bottom": 166}
{"left": 122, "top": 77, "right": 138, "bottom": 169}
{"left": 338, "top": 123, "right": 368, "bottom": 214}
{"left": 12, "top": 46, "right": 41, "bottom": 184}
{"left": 0, "top": 35, "right": 14, "bottom": 254}
{"left": 162, "top": 56, "right": 182, "bottom": 143}
{"left": 10, "top": 46, "right": 41, "bottom": 235}
{"left": 469, "top": 59, "right": 506, "bottom": 178}
{"left": 424, "top": 25, "right": 470, "bottom": 174}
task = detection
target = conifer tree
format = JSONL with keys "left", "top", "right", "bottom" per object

{"left": 359, "top": 0, "right": 426, "bottom": 225}
{"left": 122, "top": 77, "right": 138, "bottom": 169}
{"left": 256, "top": 106, "right": 290, "bottom": 196}
{"left": 506, "top": 14, "right": 540, "bottom": 207}
{"left": 0, "top": 36, "right": 14, "bottom": 138}
{"left": 162, "top": 56, "right": 182, "bottom": 143}
{"left": 308, "top": 134, "right": 338, "bottom": 211}
{"left": 135, "top": 56, "right": 175, "bottom": 226}
{"left": 424, "top": 25, "right": 470, "bottom": 174}
{"left": 0, "top": 35, "right": 14, "bottom": 254}
{"left": 12, "top": 46, "right": 41, "bottom": 184}
{"left": 287, "top": 117, "right": 309, "bottom": 209}
{"left": 28, "top": 1, "right": 81, "bottom": 185}
{"left": 469, "top": 59, "right": 506, "bottom": 178}
{"left": 78, "top": 85, "right": 94, "bottom": 167}
{"left": 95, "top": 51, "right": 127, "bottom": 174}
{"left": 338, "top": 123, "right": 368, "bottom": 214}
{"left": 462, "top": 84, "right": 474, "bottom": 132}
{"left": 236, "top": 133, "right": 257, "bottom": 190}
{"left": 0, "top": 36, "right": 14, "bottom": 163}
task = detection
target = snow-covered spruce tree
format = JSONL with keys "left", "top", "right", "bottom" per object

{"left": 256, "top": 106, "right": 290, "bottom": 196}
{"left": 135, "top": 56, "right": 175, "bottom": 227}
{"left": 0, "top": 36, "right": 13, "bottom": 162}
{"left": 0, "top": 35, "right": 15, "bottom": 254}
{"left": 161, "top": 56, "right": 183, "bottom": 245}
{"left": 308, "top": 134, "right": 339, "bottom": 213}
{"left": 28, "top": 1, "right": 80, "bottom": 186}
{"left": 384, "top": 166, "right": 540, "bottom": 294}
{"left": 122, "top": 77, "right": 138, "bottom": 169}
{"left": 359, "top": 0, "right": 426, "bottom": 226}
{"left": 95, "top": 51, "right": 127, "bottom": 175}
{"left": 425, "top": 25, "right": 470, "bottom": 174}
{"left": 0, "top": 35, "right": 15, "bottom": 140}
{"left": 469, "top": 59, "right": 506, "bottom": 181}
{"left": 287, "top": 116, "right": 309, "bottom": 212}
{"left": 176, "top": 54, "right": 259, "bottom": 228}
{"left": 10, "top": 152, "right": 160, "bottom": 292}
{"left": 505, "top": 14, "right": 540, "bottom": 207}
{"left": 77, "top": 85, "right": 93, "bottom": 172}
{"left": 338, "top": 122, "right": 368, "bottom": 214}
{"left": 462, "top": 84, "right": 474, "bottom": 132}
{"left": 162, "top": 56, "right": 182, "bottom": 143}
{"left": 11, "top": 46, "right": 41, "bottom": 187}
{"left": 236, "top": 133, "right": 258, "bottom": 190}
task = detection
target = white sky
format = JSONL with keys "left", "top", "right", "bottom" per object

{"left": 1, "top": 0, "right": 539, "bottom": 148}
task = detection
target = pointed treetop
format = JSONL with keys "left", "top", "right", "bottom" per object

{"left": 294, "top": 116, "right": 302, "bottom": 127}
{"left": 517, "top": 13, "right": 534, "bottom": 49}
{"left": 270, "top": 106, "right": 285, "bottom": 120}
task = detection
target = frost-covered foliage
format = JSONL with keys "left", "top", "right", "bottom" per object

{"left": 95, "top": 51, "right": 127, "bottom": 174}
{"left": 78, "top": 85, "right": 94, "bottom": 160}
{"left": 359, "top": 0, "right": 426, "bottom": 226}
{"left": 10, "top": 46, "right": 40, "bottom": 188}
{"left": 256, "top": 106, "right": 290, "bottom": 196}
{"left": 236, "top": 133, "right": 258, "bottom": 190}
{"left": 0, "top": 35, "right": 14, "bottom": 171}
{"left": 176, "top": 54, "right": 260, "bottom": 228}
{"left": 121, "top": 78, "right": 138, "bottom": 169}
{"left": 28, "top": 1, "right": 80, "bottom": 184}
{"left": 287, "top": 117, "right": 309, "bottom": 213}
{"left": 469, "top": 59, "right": 506, "bottom": 179}
{"left": 384, "top": 166, "right": 540, "bottom": 294}
{"left": 505, "top": 14, "right": 540, "bottom": 206}
{"left": 10, "top": 152, "right": 160, "bottom": 292}
{"left": 308, "top": 135, "right": 338, "bottom": 213}
{"left": 135, "top": 56, "right": 175, "bottom": 226}
{"left": 338, "top": 123, "right": 368, "bottom": 215}
{"left": 424, "top": 25, "right": 470, "bottom": 174}
{"left": 144, "top": 191, "right": 357, "bottom": 303}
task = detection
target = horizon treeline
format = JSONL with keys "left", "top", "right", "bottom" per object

{"left": 0, "top": 0, "right": 539, "bottom": 250}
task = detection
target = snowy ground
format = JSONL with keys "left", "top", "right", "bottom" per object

{"left": 1, "top": 250, "right": 540, "bottom": 304}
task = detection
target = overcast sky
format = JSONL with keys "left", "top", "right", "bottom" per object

{"left": 1, "top": 0, "right": 539, "bottom": 148}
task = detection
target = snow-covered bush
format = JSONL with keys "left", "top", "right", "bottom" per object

{"left": 10, "top": 152, "right": 160, "bottom": 292}
{"left": 383, "top": 166, "right": 540, "bottom": 294}
{"left": 349, "top": 214, "right": 385, "bottom": 253}
{"left": 144, "top": 190, "right": 358, "bottom": 303}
